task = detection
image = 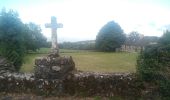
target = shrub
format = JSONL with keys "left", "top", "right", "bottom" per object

{"left": 137, "top": 44, "right": 170, "bottom": 81}
{"left": 137, "top": 44, "right": 170, "bottom": 98}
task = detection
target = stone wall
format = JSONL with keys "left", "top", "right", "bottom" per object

{"left": 34, "top": 55, "right": 75, "bottom": 79}
{"left": 0, "top": 56, "right": 15, "bottom": 74}
{"left": 0, "top": 72, "right": 146, "bottom": 99}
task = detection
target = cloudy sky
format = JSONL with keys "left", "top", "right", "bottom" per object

{"left": 1, "top": 0, "right": 170, "bottom": 42}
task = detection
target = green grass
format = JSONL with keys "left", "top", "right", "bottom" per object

{"left": 20, "top": 48, "right": 138, "bottom": 73}
{"left": 20, "top": 48, "right": 50, "bottom": 72}
{"left": 28, "top": 48, "right": 51, "bottom": 54}
{"left": 20, "top": 54, "right": 47, "bottom": 72}
{"left": 62, "top": 51, "right": 138, "bottom": 73}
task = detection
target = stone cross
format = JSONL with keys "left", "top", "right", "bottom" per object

{"left": 45, "top": 16, "right": 63, "bottom": 54}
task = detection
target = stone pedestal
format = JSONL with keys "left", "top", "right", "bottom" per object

{"left": 34, "top": 53, "right": 75, "bottom": 79}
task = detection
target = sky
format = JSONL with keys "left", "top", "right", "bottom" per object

{"left": 1, "top": 0, "right": 170, "bottom": 42}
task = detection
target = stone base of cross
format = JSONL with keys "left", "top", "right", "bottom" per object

{"left": 45, "top": 16, "right": 63, "bottom": 54}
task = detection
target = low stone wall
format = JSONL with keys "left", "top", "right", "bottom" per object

{"left": 64, "top": 72, "right": 142, "bottom": 98}
{"left": 0, "top": 72, "right": 144, "bottom": 98}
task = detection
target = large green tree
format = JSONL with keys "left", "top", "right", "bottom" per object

{"left": 0, "top": 9, "right": 48, "bottom": 71}
{"left": 0, "top": 9, "right": 25, "bottom": 71}
{"left": 96, "top": 21, "right": 125, "bottom": 51}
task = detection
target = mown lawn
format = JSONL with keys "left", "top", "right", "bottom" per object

{"left": 20, "top": 48, "right": 138, "bottom": 73}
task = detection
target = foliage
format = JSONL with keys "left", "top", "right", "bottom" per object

{"left": 0, "top": 9, "right": 26, "bottom": 71}
{"left": 0, "top": 9, "right": 48, "bottom": 71}
{"left": 137, "top": 31, "right": 170, "bottom": 98}
{"left": 125, "top": 32, "right": 159, "bottom": 47}
{"left": 159, "top": 30, "right": 170, "bottom": 45}
{"left": 137, "top": 44, "right": 169, "bottom": 81}
{"left": 125, "top": 31, "right": 142, "bottom": 46}
{"left": 24, "top": 22, "right": 48, "bottom": 51}
{"left": 59, "top": 40, "right": 95, "bottom": 50}
{"left": 44, "top": 41, "right": 51, "bottom": 48}
{"left": 96, "top": 21, "right": 126, "bottom": 52}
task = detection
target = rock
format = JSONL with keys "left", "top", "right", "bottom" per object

{"left": 52, "top": 66, "right": 61, "bottom": 72}
{"left": 34, "top": 53, "right": 75, "bottom": 79}
{"left": 1, "top": 96, "right": 13, "bottom": 100}
{"left": 0, "top": 56, "right": 15, "bottom": 74}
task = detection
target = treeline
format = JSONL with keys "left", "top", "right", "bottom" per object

{"left": 125, "top": 31, "right": 159, "bottom": 46}
{"left": 59, "top": 35, "right": 159, "bottom": 50}
{"left": 0, "top": 9, "right": 49, "bottom": 71}
{"left": 60, "top": 21, "right": 159, "bottom": 51}
{"left": 59, "top": 40, "right": 95, "bottom": 50}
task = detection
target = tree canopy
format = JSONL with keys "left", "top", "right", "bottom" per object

{"left": 159, "top": 30, "right": 170, "bottom": 45}
{"left": 24, "top": 22, "right": 47, "bottom": 51}
{"left": 0, "top": 9, "right": 48, "bottom": 71}
{"left": 96, "top": 21, "right": 125, "bottom": 51}
{"left": 125, "top": 31, "right": 141, "bottom": 46}
{"left": 0, "top": 9, "right": 25, "bottom": 71}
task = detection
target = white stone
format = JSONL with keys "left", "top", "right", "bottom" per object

{"left": 52, "top": 66, "right": 61, "bottom": 71}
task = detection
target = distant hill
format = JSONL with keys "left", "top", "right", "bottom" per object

{"left": 72, "top": 40, "right": 95, "bottom": 44}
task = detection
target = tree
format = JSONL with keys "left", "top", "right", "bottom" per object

{"left": 0, "top": 9, "right": 48, "bottom": 71}
{"left": 125, "top": 31, "right": 141, "bottom": 46}
{"left": 96, "top": 21, "right": 125, "bottom": 51}
{"left": 24, "top": 22, "right": 47, "bottom": 51}
{"left": 159, "top": 30, "right": 170, "bottom": 45}
{"left": 0, "top": 9, "right": 25, "bottom": 71}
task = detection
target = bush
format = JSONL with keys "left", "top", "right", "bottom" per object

{"left": 137, "top": 44, "right": 170, "bottom": 98}
{"left": 137, "top": 44, "right": 170, "bottom": 81}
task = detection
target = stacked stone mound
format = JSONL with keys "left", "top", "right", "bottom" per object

{"left": 34, "top": 53, "right": 75, "bottom": 79}
{"left": 0, "top": 56, "right": 15, "bottom": 74}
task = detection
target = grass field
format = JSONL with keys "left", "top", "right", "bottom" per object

{"left": 20, "top": 48, "right": 138, "bottom": 73}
